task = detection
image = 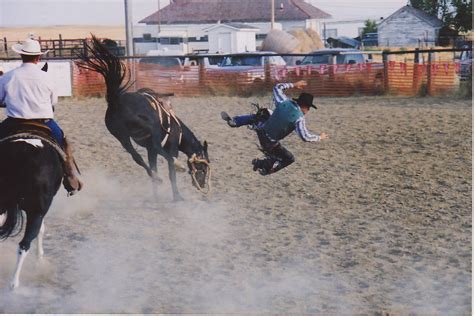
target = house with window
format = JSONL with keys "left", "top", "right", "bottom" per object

{"left": 134, "top": 0, "right": 332, "bottom": 54}
{"left": 377, "top": 5, "right": 443, "bottom": 47}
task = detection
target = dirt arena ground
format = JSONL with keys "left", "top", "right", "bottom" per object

{"left": 0, "top": 95, "right": 471, "bottom": 314}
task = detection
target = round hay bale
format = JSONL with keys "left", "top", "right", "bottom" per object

{"left": 306, "top": 28, "right": 325, "bottom": 50}
{"left": 261, "top": 29, "right": 299, "bottom": 54}
{"left": 289, "top": 28, "right": 324, "bottom": 53}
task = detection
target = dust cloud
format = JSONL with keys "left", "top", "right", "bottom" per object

{"left": 0, "top": 169, "right": 352, "bottom": 313}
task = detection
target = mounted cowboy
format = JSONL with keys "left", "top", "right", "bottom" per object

{"left": 221, "top": 80, "right": 328, "bottom": 175}
{"left": 0, "top": 38, "right": 83, "bottom": 194}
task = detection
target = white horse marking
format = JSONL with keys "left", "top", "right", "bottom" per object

{"left": 12, "top": 139, "right": 44, "bottom": 148}
{"left": 37, "top": 221, "right": 45, "bottom": 258}
{"left": 10, "top": 247, "right": 29, "bottom": 290}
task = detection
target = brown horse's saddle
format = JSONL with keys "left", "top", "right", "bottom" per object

{"left": 0, "top": 118, "right": 57, "bottom": 146}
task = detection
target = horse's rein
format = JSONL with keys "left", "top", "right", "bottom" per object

{"left": 189, "top": 153, "right": 212, "bottom": 195}
{"left": 0, "top": 132, "right": 67, "bottom": 161}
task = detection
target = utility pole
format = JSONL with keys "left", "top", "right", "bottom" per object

{"left": 271, "top": 0, "right": 275, "bottom": 30}
{"left": 158, "top": 0, "right": 161, "bottom": 33}
{"left": 156, "top": 0, "right": 161, "bottom": 49}
{"left": 124, "top": 0, "right": 134, "bottom": 56}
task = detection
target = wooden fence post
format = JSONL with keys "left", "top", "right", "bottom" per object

{"left": 3, "top": 37, "right": 7, "bottom": 57}
{"left": 382, "top": 51, "right": 389, "bottom": 93}
{"left": 427, "top": 49, "right": 433, "bottom": 95}
{"left": 412, "top": 48, "right": 420, "bottom": 95}
{"left": 59, "top": 34, "right": 63, "bottom": 57}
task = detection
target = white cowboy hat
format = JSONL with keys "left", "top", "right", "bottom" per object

{"left": 12, "top": 38, "right": 49, "bottom": 55}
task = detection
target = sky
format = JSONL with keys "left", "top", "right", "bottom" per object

{"left": 310, "top": 0, "right": 410, "bottom": 20}
{"left": 0, "top": 0, "right": 410, "bottom": 27}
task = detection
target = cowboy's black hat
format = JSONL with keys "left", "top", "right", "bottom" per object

{"left": 293, "top": 92, "right": 317, "bottom": 109}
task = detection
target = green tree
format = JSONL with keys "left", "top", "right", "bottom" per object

{"left": 410, "top": 0, "right": 472, "bottom": 32}
{"left": 449, "top": 0, "right": 472, "bottom": 32}
{"left": 361, "top": 19, "right": 378, "bottom": 38}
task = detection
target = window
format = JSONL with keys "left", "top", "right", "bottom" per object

{"left": 189, "top": 35, "right": 209, "bottom": 42}
{"left": 222, "top": 56, "right": 262, "bottom": 67}
{"left": 143, "top": 33, "right": 152, "bottom": 40}
{"left": 159, "top": 37, "right": 182, "bottom": 45}
{"left": 208, "top": 56, "right": 223, "bottom": 65}
{"left": 301, "top": 54, "right": 331, "bottom": 65}
{"left": 324, "top": 29, "right": 337, "bottom": 39}
{"left": 140, "top": 57, "right": 182, "bottom": 68}
{"left": 342, "top": 54, "right": 365, "bottom": 64}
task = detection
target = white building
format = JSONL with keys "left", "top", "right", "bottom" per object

{"left": 206, "top": 23, "right": 259, "bottom": 54}
{"left": 377, "top": 5, "right": 443, "bottom": 47}
{"left": 134, "top": 0, "right": 332, "bottom": 55}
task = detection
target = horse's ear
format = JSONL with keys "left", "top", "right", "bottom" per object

{"left": 203, "top": 140, "right": 208, "bottom": 153}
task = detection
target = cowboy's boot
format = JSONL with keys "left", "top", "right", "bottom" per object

{"left": 220, "top": 112, "right": 237, "bottom": 127}
{"left": 252, "top": 157, "right": 274, "bottom": 175}
{"left": 62, "top": 137, "right": 83, "bottom": 195}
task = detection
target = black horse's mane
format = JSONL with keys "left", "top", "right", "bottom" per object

{"left": 76, "top": 35, "right": 133, "bottom": 106}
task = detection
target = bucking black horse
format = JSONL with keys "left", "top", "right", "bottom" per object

{"left": 0, "top": 131, "right": 64, "bottom": 289}
{"left": 76, "top": 36, "right": 210, "bottom": 201}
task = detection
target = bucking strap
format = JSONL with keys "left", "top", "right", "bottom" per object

{"left": 140, "top": 91, "right": 183, "bottom": 147}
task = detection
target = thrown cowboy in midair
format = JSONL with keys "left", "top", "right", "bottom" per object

{"left": 221, "top": 80, "right": 328, "bottom": 175}
{"left": 0, "top": 38, "right": 83, "bottom": 194}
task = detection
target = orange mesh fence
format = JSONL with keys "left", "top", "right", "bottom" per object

{"left": 428, "top": 62, "right": 460, "bottom": 96}
{"left": 386, "top": 61, "right": 459, "bottom": 96}
{"left": 69, "top": 59, "right": 463, "bottom": 98}
{"left": 130, "top": 61, "right": 387, "bottom": 97}
{"left": 283, "top": 63, "right": 385, "bottom": 97}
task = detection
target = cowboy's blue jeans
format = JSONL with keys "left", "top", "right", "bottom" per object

{"left": 44, "top": 119, "right": 64, "bottom": 147}
{"left": 233, "top": 114, "right": 256, "bottom": 127}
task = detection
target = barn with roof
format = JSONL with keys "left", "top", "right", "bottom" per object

{"left": 377, "top": 5, "right": 444, "bottom": 47}
{"left": 134, "top": 0, "right": 331, "bottom": 54}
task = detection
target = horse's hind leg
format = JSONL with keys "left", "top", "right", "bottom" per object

{"left": 10, "top": 212, "right": 44, "bottom": 289}
{"left": 117, "top": 136, "right": 154, "bottom": 177}
{"left": 147, "top": 148, "right": 163, "bottom": 184}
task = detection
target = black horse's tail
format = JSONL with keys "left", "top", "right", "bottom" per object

{"left": 0, "top": 206, "right": 24, "bottom": 240}
{"left": 75, "top": 35, "right": 132, "bottom": 107}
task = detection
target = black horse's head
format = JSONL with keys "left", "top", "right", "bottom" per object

{"left": 188, "top": 140, "right": 211, "bottom": 193}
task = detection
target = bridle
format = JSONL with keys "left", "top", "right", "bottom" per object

{"left": 188, "top": 153, "right": 211, "bottom": 195}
